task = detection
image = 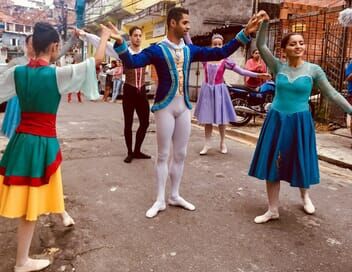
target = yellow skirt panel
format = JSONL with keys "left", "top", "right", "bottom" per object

{"left": 0, "top": 166, "right": 65, "bottom": 221}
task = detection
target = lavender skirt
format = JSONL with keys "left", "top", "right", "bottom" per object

{"left": 194, "top": 82, "right": 236, "bottom": 124}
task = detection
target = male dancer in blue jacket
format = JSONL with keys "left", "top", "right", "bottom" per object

{"left": 108, "top": 7, "right": 262, "bottom": 218}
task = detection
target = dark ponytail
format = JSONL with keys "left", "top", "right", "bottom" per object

{"left": 32, "top": 22, "right": 60, "bottom": 55}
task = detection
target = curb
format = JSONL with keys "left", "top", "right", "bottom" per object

{"left": 317, "top": 155, "right": 352, "bottom": 170}
{"left": 191, "top": 118, "right": 352, "bottom": 170}
{"left": 191, "top": 118, "right": 258, "bottom": 144}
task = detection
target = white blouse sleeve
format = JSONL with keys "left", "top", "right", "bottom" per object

{"left": 0, "top": 66, "right": 17, "bottom": 103}
{"left": 56, "top": 57, "right": 100, "bottom": 100}
{"left": 83, "top": 33, "right": 120, "bottom": 60}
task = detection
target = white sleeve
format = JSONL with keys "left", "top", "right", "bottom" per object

{"left": 83, "top": 33, "right": 120, "bottom": 60}
{"left": 0, "top": 65, "right": 9, "bottom": 74}
{"left": 0, "top": 56, "right": 27, "bottom": 74}
{"left": 106, "top": 68, "right": 114, "bottom": 75}
{"left": 0, "top": 66, "right": 17, "bottom": 103}
{"left": 56, "top": 57, "right": 100, "bottom": 100}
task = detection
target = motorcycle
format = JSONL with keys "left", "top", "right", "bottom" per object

{"left": 228, "top": 81, "right": 317, "bottom": 126}
{"left": 228, "top": 81, "right": 276, "bottom": 126}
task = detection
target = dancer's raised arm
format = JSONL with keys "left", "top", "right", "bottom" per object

{"left": 78, "top": 29, "right": 120, "bottom": 59}
{"left": 57, "top": 33, "right": 78, "bottom": 59}
{"left": 255, "top": 11, "right": 280, "bottom": 75}
{"left": 56, "top": 24, "right": 110, "bottom": 98}
{"left": 190, "top": 15, "right": 262, "bottom": 62}
{"left": 109, "top": 22, "right": 153, "bottom": 68}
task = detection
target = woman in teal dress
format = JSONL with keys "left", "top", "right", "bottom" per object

{"left": 249, "top": 11, "right": 352, "bottom": 224}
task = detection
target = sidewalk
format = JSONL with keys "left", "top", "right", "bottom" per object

{"left": 191, "top": 111, "right": 352, "bottom": 170}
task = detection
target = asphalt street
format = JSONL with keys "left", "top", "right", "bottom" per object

{"left": 0, "top": 99, "right": 351, "bottom": 272}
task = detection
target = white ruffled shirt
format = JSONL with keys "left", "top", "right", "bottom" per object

{"left": 160, "top": 38, "right": 186, "bottom": 96}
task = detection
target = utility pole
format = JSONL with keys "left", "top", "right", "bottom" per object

{"left": 58, "top": 0, "right": 68, "bottom": 41}
{"left": 253, "top": 0, "right": 259, "bottom": 14}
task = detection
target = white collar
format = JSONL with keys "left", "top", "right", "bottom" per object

{"left": 128, "top": 47, "right": 142, "bottom": 55}
{"left": 161, "top": 37, "right": 185, "bottom": 50}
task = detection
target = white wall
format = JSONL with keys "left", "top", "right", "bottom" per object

{"left": 184, "top": 0, "right": 253, "bottom": 35}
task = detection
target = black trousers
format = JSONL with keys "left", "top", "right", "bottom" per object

{"left": 122, "top": 84, "right": 150, "bottom": 155}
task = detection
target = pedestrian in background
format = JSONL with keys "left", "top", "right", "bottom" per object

{"left": 111, "top": 59, "right": 124, "bottom": 102}
{"left": 244, "top": 48, "right": 268, "bottom": 89}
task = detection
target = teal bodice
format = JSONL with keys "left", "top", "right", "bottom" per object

{"left": 14, "top": 65, "right": 61, "bottom": 114}
{"left": 272, "top": 62, "right": 318, "bottom": 113}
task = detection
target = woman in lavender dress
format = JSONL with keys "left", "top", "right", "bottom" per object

{"left": 193, "top": 34, "right": 271, "bottom": 155}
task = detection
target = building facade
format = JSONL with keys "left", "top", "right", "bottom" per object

{"left": 0, "top": 0, "right": 76, "bottom": 62}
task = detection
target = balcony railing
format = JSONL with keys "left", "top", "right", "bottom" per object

{"left": 85, "top": 0, "right": 123, "bottom": 24}
{"left": 122, "top": 0, "right": 175, "bottom": 25}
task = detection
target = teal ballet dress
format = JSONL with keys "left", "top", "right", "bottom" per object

{"left": 249, "top": 21, "right": 352, "bottom": 188}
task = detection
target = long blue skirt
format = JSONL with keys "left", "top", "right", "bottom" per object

{"left": 1, "top": 96, "right": 20, "bottom": 139}
{"left": 248, "top": 108, "right": 320, "bottom": 188}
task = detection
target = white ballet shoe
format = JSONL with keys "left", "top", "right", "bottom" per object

{"left": 254, "top": 210, "right": 279, "bottom": 224}
{"left": 14, "top": 258, "right": 51, "bottom": 272}
{"left": 199, "top": 145, "right": 210, "bottom": 155}
{"left": 62, "top": 211, "right": 75, "bottom": 227}
{"left": 302, "top": 197, "right": 315, "bottom": 214}
{"left": 168, "top": 196, "right": 196, "bottom": 211}
{"left": 220, "top": 143, "right": 228, "bottom": 154}
{"left": 146, "top": 201, "right": 166, "bottom": 218}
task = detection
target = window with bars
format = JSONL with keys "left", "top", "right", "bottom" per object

{"left": 6, "top": 23, "right": 13, "bottom": 31}
{"left": 15, "top": 24, "right": 24, "bottom": 33}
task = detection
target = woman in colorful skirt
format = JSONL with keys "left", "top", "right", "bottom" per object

{"left": 1, "top": 34, "right": 77, "bottom": 139}
{"left": 0, "top": 22, "right": 109, "bottom": 271}
{"left": 193, "top": 34, "right": 270, "bottom": 155}
{"left": 1, "top": 35, "right": 77, "bottom": 228}
{"left": 249, "top": 11, "right": 352, "bottom": 224}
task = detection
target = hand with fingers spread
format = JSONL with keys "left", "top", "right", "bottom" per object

{"left": 93, "top": 24, "right": 111, "bottom": 65}
{"left": 99, "top": 24, "right": 112, "bottom": 40}
{"left": 244, "top": 10, "right": 270, "bottom": 36}
{"left": 244, "top": 15, "right": 261, "bottom": 36}
{"left": 106, "top": 22, "right": 124, "bottom": 44}
{"left": 74, "top": 28, "right": 87, "bottom": 38}
{"left": 256, "top": 10, "right": 270, "bottom": 22}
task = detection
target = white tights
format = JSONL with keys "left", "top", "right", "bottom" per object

{"left": 200, "top": 124, "right": 227, "bottom": 155}
{"left": 146, "top": 96, "right": 195, "bottom": 218}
